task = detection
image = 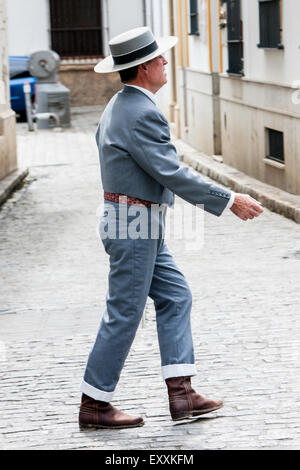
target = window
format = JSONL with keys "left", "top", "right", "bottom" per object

{"left": 189, "top": 0, "right": 199, "bottom": 35}
{"left": 257, "top": 0, "right": 283, "bottom": 49}
{"left": 49, "top": 0, "right": 103, "bottom": 58}
{"left": 226, "top": 0, "right": 244, "bottom": 76}
{"left": 266, "top": 128, "right": 284, "bottom": 163}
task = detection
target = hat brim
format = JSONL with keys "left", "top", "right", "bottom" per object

{"left": 94, "top": 36, "right": 178, "bottom": 74}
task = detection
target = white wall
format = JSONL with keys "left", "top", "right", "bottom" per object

{"left": 146, "top": 0, "right": 172, "bottom": 118}
{"left": 242, "top": 0, "right": 300, "bottom": 85}
{"left": 149, "top": 0, "right": 173, "bottom": 117}
{"left": 7, "top": 0, "right": 50, "bottom": 56}
{"left": 103, "top": 0, "right": 144, "bottom": 53}
{"left": 188, "top": 0, "right": 210, "bottom": 71}
{"left": 7, "top": 0, "right": 145, "bottom": 59}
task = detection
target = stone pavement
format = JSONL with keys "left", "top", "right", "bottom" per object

{"left": 0, "top": 106, "right": 300, "bottom": 450}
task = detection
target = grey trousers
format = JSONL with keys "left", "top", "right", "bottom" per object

{"left": 81, "top": 201, "right": 196, "bottom": 401}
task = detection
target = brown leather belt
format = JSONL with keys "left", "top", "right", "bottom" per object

{"left": 104, "top": 191, "right": 155, "bottom": 208}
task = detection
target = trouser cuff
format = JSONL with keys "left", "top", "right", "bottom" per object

{"left": 80, "top": 380, "right": 114, "bottom": 402}
{"left": 161, "top": 363, "right": 197, "bottom": 380}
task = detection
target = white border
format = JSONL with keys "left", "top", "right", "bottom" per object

{"left": 161, "top": 363, "right": 197, "bottom": 380}
{"left": 80, "top": 380, "right": 114, "bottom": 402}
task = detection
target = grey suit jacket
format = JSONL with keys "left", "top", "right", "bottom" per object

{"left": 96, "top": 85, "right": 231, "bottom": 216}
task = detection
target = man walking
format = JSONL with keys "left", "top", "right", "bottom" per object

{"left": 79, "top": 27, "right": 263, "bottom": 429}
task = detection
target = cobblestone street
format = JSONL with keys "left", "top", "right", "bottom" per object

{"left": 0, "top": 107, "right": 300, "bottom": 450}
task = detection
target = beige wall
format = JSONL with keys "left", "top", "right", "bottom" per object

{"left": 178, "top": 67, "right": 218, "bottom": 156}
{"left": 220, "top": 75, "right": 300, "bottom": 195}
{"left": 0, "top": 0, "right": 17, "bottom": 182}
{"left": 58, "top": 63, "right": 122, "bottom": 107}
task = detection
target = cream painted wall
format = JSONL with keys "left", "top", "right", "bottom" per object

{"left": 176, "top": 1, "right": 220, "bottom": 154}
{"left": 104, "top": 0, "right": 144, "bottom": 47}
{"left": 146, "top": 0, "right": 174, "bottom": 121}
{"left": 179, "top": 67, "right": 215, "bottom": 155}
{"left": 188, "top": 0, "right": 210, "bottom": 72}
{"left": 7, "top": 0, "right": 50, "bottom": 56}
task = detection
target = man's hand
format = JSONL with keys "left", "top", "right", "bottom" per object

{"left": 230, "top": 193, "right": 264, "bottom": 221}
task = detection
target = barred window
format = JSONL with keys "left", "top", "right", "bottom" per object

{"left": 50, "top": 0, "right": 103, "bottom": 58}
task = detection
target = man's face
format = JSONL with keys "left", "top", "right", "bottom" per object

{"left": 146, "top": 55, "right": 168, "bottom": 92}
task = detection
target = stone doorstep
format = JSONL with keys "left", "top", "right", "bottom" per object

{"left": 173, "top": 137, "right": 300, "bottom": 224}
{"left": 0, "top": 168, "right": 29, "bottom": 207}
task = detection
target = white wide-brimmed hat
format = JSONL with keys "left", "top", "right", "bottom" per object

{"left": 94, "top": 27, "right": 178, "bottom": 74}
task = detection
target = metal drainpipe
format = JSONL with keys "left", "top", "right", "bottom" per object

{"left": 169, "top": 0, "right": 177, "bottom": 115}
{"left": 160, "top": 0, "right": 164, "bottom": 35}
{"left": 207, "top": 0, "right": 213, "bottom": 73}
{"left": 150, "top": 0, "right": 154, "bottom": 30}
{"left": 142, "top": 0, "right": 147, "bottom": 26}
{"left": 218, "top": 0, "right": 224, "bottom": 74}
{"left": 104, "top": 0, "right": 110, "bottom": 55}
{"left": 181, "top": 0, "right": 188, "bottom": 133}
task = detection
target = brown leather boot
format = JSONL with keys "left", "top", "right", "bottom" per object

{"left": 166, "top": 376, "right": 223, "bottom": 421}
{"left": 79, "top": 394, "right": 144, "bottom": 429}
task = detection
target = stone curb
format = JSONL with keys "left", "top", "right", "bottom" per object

{"left": 0, "top": 168, "right": 29, "bottom": 207}
{"left": 173, "top": 137, "right": 300, "bottom": 224}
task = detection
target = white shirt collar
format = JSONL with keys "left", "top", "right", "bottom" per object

{"left": 125, "top": 85, "right": 157, "bottom": 105}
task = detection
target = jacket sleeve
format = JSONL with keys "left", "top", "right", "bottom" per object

{"left": 129, "top": 108, "right": 232, "bottom": 216}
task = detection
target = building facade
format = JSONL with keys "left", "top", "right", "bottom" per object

{"left": 7, "top": 0, "right": 300, "bottom": 195}
{"left": 219, "top": 0, "right": 300, "bottom": 195}
{"left": 0, "top": 0, "right": 17, "bottom": 183}
{"left": 168, "top": 0, "right": 222, "bottom": 155}
{"left": 172, "top": 0, "right": 300, "bottom": 195}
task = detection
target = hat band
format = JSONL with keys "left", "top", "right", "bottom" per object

{"left": 112, "top": 40, "right": 158, "bottom": 65}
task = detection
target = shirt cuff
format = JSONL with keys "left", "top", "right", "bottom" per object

{"left": 226, "top": 191, "right": 235, "bottom": 210}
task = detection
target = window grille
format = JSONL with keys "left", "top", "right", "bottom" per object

{"left": 49, "top": 0, "right": 103, "bottom": 58}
